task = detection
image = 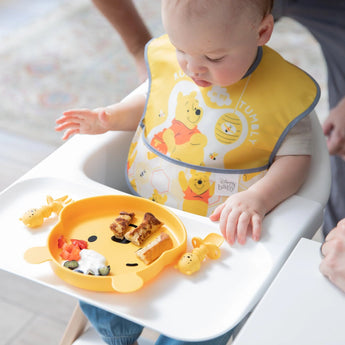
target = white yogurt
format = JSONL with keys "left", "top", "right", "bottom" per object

{"left": 77, "top": 249, "right": 107, "bottom": 275}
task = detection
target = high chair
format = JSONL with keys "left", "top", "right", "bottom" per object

{"left": 57, "top": 82, "right": 331, "bottom": 345}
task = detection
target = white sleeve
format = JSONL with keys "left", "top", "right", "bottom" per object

{"left": 137, "top": 79, "right": 149, "bottom": 97}
{"left": 276, "top": 110, "right": 314, "bottom": 156}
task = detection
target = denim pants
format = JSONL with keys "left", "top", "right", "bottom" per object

{"left": 80, "top": 301, "right": 233, "bottom": 345}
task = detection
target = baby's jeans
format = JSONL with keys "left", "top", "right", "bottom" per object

{"left": 80, "top": 301, "right": 233, "bottom": 345}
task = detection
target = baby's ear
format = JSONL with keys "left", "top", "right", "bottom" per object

{"left": 258, "top": 13, "right": 274, "bottom": 46}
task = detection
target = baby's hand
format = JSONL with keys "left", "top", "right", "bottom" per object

{"left": 55, "top": 108, "right": 111, "bottom": 140}
{"left": 210, "top": 190, "right": 267, "bottom": 245}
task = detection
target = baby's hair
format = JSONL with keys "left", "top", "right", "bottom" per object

{"left": 247, "top": 0, "right": 274, "bottom": 16}
{"left": 164, "top": 0, "right": 274, "bottom": 20}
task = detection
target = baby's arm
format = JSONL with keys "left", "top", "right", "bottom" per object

{"left": 210, "top": 155, "right": 311, "bottom": 245}
{"left": 55, "top": 93, "right": 146, "bottom": 140}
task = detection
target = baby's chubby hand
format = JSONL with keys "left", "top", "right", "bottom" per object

{"left": 55, "top": 108, "right": 112, "bottom": 140}
{"left": 210, "top": 190, "right": 267, "bottom": 245}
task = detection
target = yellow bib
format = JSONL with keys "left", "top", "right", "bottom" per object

{"left": 126, "top": 35, "right": 319, "bottom": 216}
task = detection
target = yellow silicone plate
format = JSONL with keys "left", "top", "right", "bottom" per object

{"left": 25, "top": 195, "right": 187, "bottom": 293}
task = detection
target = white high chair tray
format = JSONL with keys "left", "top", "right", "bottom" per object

{"left": 233, "top": 238, "right": 345, "bottom": 345}
{"left": 0, "top": 171, "right": 322, "bottom": 341}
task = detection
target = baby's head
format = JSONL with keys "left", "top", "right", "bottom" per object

{"left": 162, "top": 0, "right": 274, "bottom": 87}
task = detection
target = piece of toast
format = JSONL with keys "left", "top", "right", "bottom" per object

{"left": 125, "top": 212, "right": 163, "bottom": 246}
{"left": 136, "top": 232, "right": 173, "bottom": 265}
{"left": 110, "top": 211, "right": 135, "bottom": 239}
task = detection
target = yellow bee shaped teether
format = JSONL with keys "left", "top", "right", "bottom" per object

{"left": 20, "top": 195, "right": 73, "bottom": 228}
{"left": 176, "top": 233, "right": 224, "bottom": 275}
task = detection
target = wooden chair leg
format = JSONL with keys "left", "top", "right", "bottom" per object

{"left": 59, "top": 302, "right": 89, "bottom": 345}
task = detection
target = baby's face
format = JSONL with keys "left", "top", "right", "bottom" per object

{"left": 162, "top": 0, "right": 273, "bottom": 88}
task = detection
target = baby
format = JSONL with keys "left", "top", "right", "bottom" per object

{"left": 56, "top": 0, "right": 319, "bottom": 248}
{"left": 56, "top": 1, "right": 320, "bottom": 345}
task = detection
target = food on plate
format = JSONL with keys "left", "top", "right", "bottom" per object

{"left": 73, "top": 249, "right": 110, "bottom": 276}
{"left": 58, "top": 236, "right": 87, "bottom": 261}
{"left": 98, "top": 265, "right": 111, "bottom": 276}
{"left": 58, "top": 236, "right": 111, "bottom": 276}
{"left": 110, "top": 211, "right": 135, "bottom": 239}
{"left": 125, "top": 212, "right": 163, "bottom": 245}
{"left": 136, "top": 232, "right": 173, "bottom": 265}
{"left": 63, "top": 260, "right": 79, "bottom": 270}
{"left": 63, "top": 249, "right": 111, "bottom": 276}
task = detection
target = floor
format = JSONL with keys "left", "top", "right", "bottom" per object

{"left": 0, "top": 0, "right": 325, "bottom": 344}
{"left": 0, "top": 132, "right": 73, "bottom": 345}
{"left": 0, "top": 2, "right": 78, "bottom": 345}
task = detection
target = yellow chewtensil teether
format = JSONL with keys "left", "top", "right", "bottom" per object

{"left": 176, "top": 233, "right": 224, "bottom": 275}
{"left": 20, "top": 195, "right": 73, "bottom": 228}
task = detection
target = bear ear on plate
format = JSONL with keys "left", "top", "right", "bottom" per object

{"left": 24, "top": 246, "right": 51, "bottom": 264}
{"left": 111, "top": 273, "right": 144, "bottom": 293}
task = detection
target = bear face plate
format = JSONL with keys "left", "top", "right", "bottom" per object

{"left": 24, "top": 195, "right": 187, "bottom": 293}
